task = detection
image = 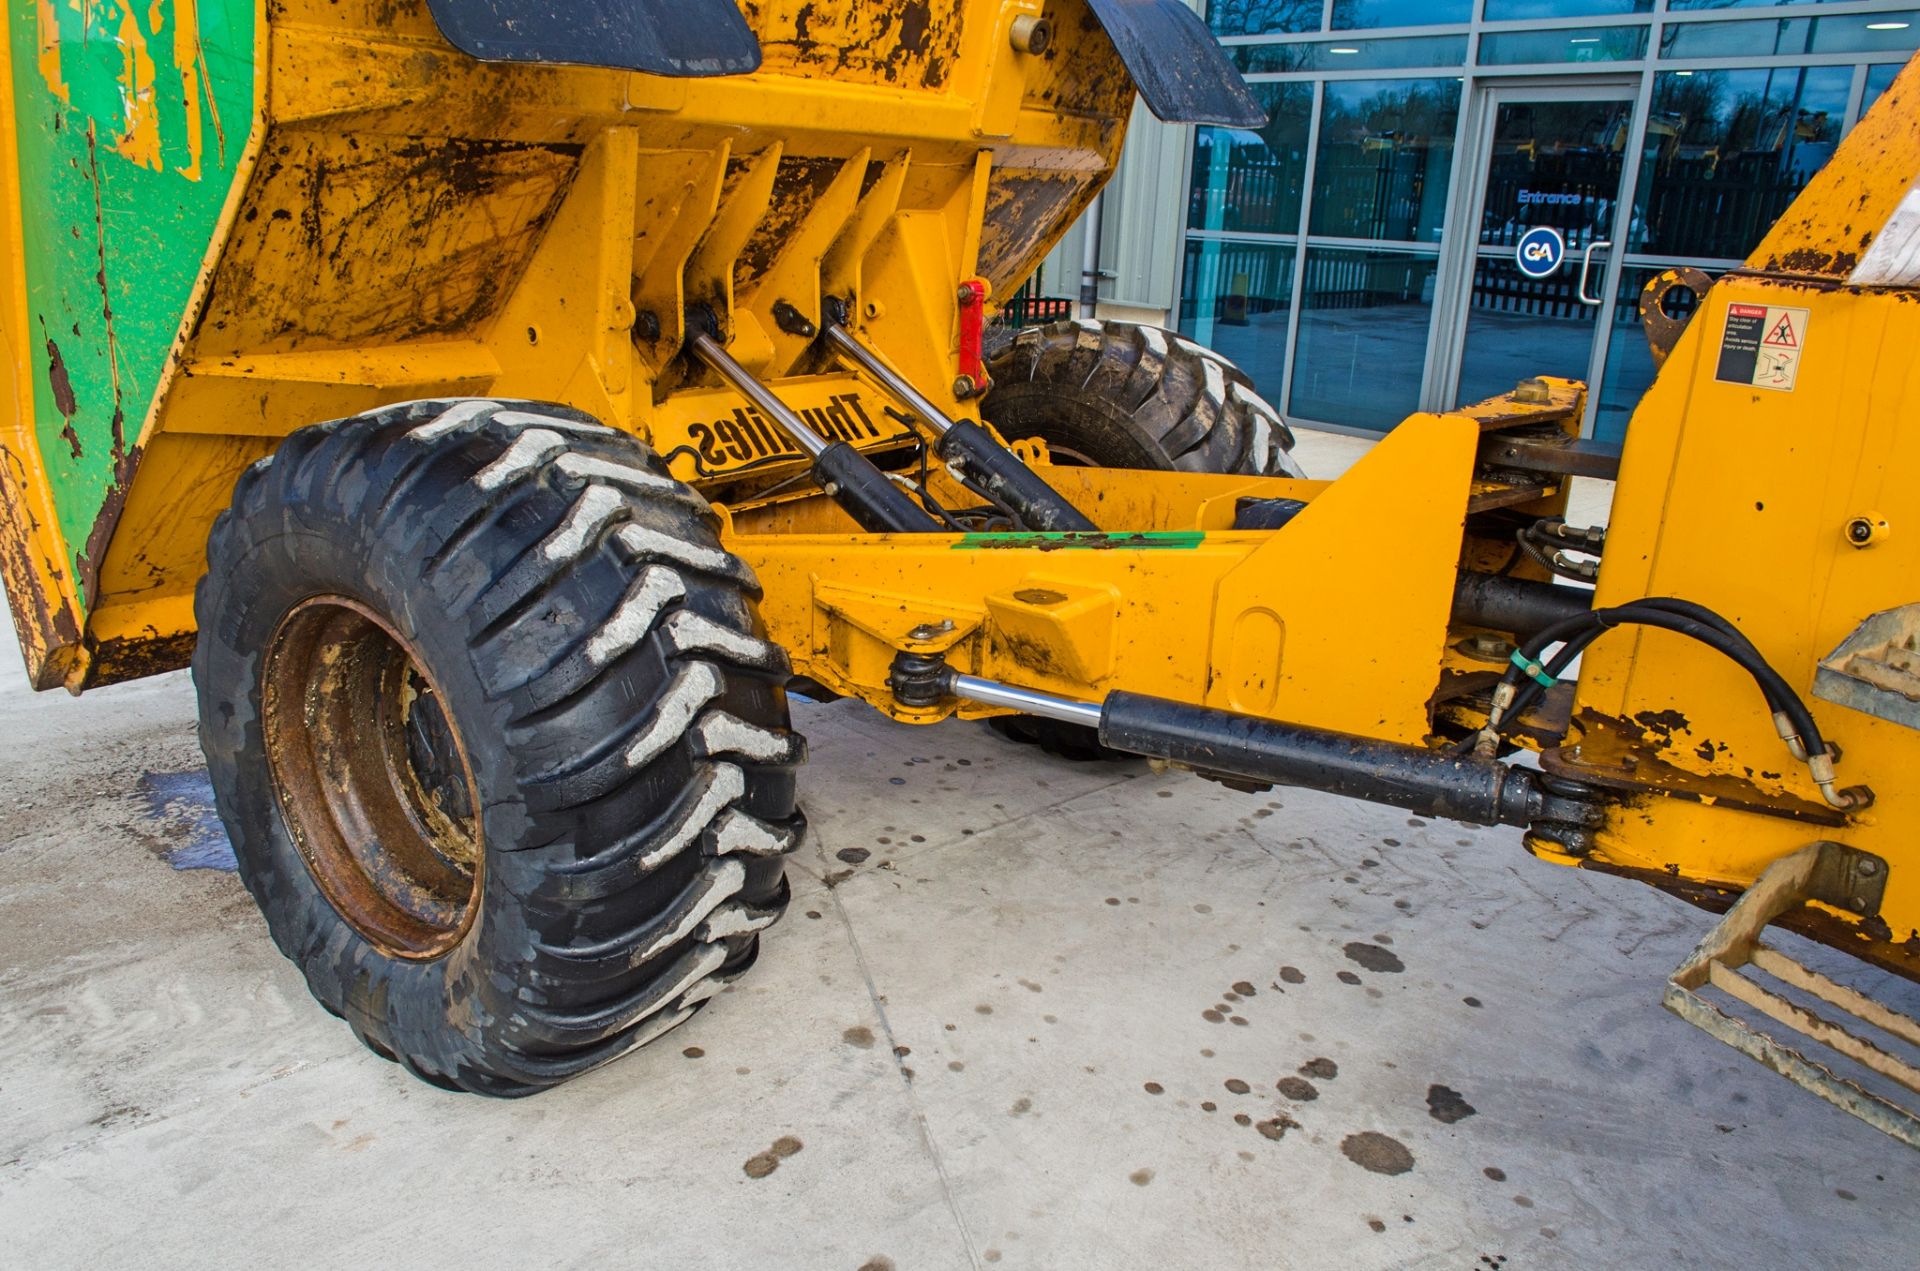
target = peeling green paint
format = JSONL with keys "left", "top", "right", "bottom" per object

{"left": 7, "top": 0, "right": 252, "bottom": 607}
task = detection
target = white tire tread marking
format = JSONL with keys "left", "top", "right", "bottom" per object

{"left": 586, "top": 566, "right": 686, "bottom": 666}
{"left": 626, "top": 662, "right": 722, "bottom": 770}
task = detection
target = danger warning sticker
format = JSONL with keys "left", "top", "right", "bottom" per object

{"left": 1715, "top": 302, "right": 1809, "bottom": 392}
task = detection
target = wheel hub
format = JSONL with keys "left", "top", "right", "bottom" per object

{"left": 263, "top": 596, "right": 484, "bottom": 958}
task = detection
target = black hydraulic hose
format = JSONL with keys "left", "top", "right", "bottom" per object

{"left": 1504, "top": 596, "right": 1783, "bottom": 730}
{"left": 1506, "top": 599, "right": 1790, "bottom": 724}
{"left": 1492, "top": 600, "right": 1827, "bottom": 757}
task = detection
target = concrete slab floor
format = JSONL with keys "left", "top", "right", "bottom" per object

{"left": 3, "top": 435, "right": 1918, "bottom": 1270}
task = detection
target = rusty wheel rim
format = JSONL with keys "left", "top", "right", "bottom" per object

{"left": 263, "top": 596, "right": 484, "bottom": 959}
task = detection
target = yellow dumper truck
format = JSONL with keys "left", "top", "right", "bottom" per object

{"left": 2, "top": 0, "right": 1917, "bottom": 1137}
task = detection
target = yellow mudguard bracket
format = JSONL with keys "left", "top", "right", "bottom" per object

{"left": 730, "top": 412, "right": 1480, "bottom": 740}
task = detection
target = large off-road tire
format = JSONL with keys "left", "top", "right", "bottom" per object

{"left": 193, "top": 398, "right": 805, "bottom": 1095}
{"left": 981, "top": 318, "right": 1304, "bottom": 477}
{"left": 979, "top": 320, "right": 1305, "bottom": 758}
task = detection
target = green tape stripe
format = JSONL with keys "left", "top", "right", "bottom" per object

{"left": 951, "top": 531, "right": 1205, "bottom": 551}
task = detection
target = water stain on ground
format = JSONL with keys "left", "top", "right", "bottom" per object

{"left": 1224, "top": 1078, "right": 1251, "bottom": 1094}
{"left": 1427, "top": 1084, "right": 1477, "bottom": 1124}
{"left": 135, "top": 770, "right": 236, "bottom": 872}
{"left": 1278, "top": 966, "right": 1306, "bottom": 984}
{"left": 1129, "top": 1168, "right": 1154, "bottom": 1186}
{"left": 1276, "top": 1076, "right": 1317, "bottom": 1101}
{"left": 835, "top": 847, "right": 871, "bottom": 864}
{"left": 842, "top": 1026, "right": 875, "bottom": 1048}
{"left": 1343, "top": 942, "right": 1405, "bottom": 973}
{"left": 1301, "top": 1057, "right": 1338, "bottom": 1080}
{"left": 1010, "top": 1097, "right": 1032, "bottom": 1117}
{"left": 1341, "top": 1131, "right": 1415, "bottom": 1175}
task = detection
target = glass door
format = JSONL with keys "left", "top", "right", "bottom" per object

{"left": 1438, "top": 86, "right": 1637, "bottom": 415}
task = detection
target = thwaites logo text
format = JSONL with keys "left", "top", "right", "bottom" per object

{"left": 688, "top": 393, "right": 888, "bottom": 466}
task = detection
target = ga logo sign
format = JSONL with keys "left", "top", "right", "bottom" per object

{"left": 1515, "top": 226, "right": 1566, "bottom": 279}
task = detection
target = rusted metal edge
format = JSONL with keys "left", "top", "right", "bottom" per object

{"left": 1574, "top": 857, "right": 1920, "bottom": 986}
{"left": 75, "top": 629, "right": 197, "bottom": 690}
{"left": 0, "top": 443, "right": 85, "bottom": 689}
{"left": 1663, "top": 983, "right": 1920, "bottom": 1149}
{"left": 1541, "top": 710, "right": 1850, "bottom": 827}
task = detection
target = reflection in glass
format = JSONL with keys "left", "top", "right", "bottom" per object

{"left": 1290, "top": 248, "right": 1440, "bottom": 430}
{"left": 1179, "top": 241, "right": 1296, "bottom": 398}
{"left": 1478, "top": 25, "right": 1649, "bottom": 65}
{"left": 1206, "top": 0, "right": 1323, "bottom": 38}
{"left": 1329, "top": 0, "right": 1472, "bottom": 29}
{"left": 1671, "top": 0, "right": 1890, "bottom": 7}
{"left": 1309, "top": 79, "right": 1461, "bottom": 243}
{"left": 1660, "top": 11, "right": 1920, "bottom": 59}
{"left": 1456, "top": 260, "right": 1603, "bottom": 409}
{"left": 1631, "top": 67, "right": 1851, "bottom": 259}
{"left": 1188, "top": 84, "right": 1312, "bottom": 236}
{"left": 1233, "top": 35, "right": 1468, "bottom": 73}
{"left": 1862, "top": 62, "right": 1903, "bottom": 119}
{"left": 1478, "top": 100, "right": 1630, "bottom": 253}
{"left": 1456, "top": 101, "right": 1631, "bottom": 408}
{"left": 1595, "top": 267, "right": 1699, "bottom": 444}
{"left": 1484, "top": 0, "right": 1649, "bottom": 17}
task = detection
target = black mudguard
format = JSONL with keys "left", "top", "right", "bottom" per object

{"left": 423, "top": 0, "right": 762, "bottom": 77}
{"left": 1084, "top": 0, "right": 1266, "bottom": 127}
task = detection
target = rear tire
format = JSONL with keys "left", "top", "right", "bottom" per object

{"left": 194, "top": 398, "right": 804, "bottom": 1095}
{"left": 981, "top": 318, "right": 1303, "bottom": 477}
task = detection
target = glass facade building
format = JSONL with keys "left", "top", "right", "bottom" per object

{"left": 1175, "top": 1, "right": 1920, "bottom": 441}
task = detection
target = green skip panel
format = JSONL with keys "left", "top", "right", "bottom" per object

{"left": 7, "top": 0, "right": 252, "bottom": 607}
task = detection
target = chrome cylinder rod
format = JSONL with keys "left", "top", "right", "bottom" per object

{"left": 946, "top": 672, "right": 1103, "bottom": 728}
{"left": 689, "top": 330, "right": 831, "bottom": 459}
{"left": 822, "top": 323, "right": 953, "bottom": 436}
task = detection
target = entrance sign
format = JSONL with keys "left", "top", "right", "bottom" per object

{"left": 1515, "top": 226, "right": 1566, "bottom": 279}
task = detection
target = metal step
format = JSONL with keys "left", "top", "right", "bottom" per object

{"left": 1665, "top": 841, "right": 1920, "bottom": 1148}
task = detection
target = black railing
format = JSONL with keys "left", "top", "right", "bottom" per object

{"left": 993, "top": 280, "right": 1075, "bottom": 328}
